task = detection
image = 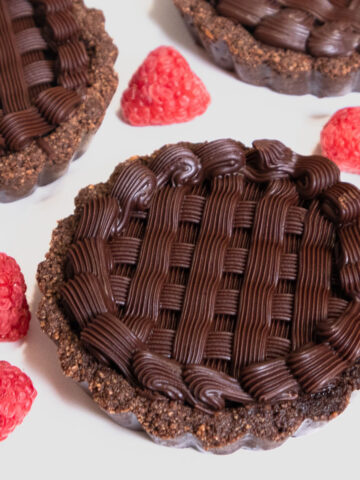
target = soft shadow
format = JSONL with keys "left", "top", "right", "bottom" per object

{"left": 313, "top": 143, "right": 322, "bottom": 155}
{"left": 310, "top": 114, "right": 330, "bottom": 121}
{"left": 149, "top": 0, "right": 208, "bottom": 57}
{"left": 24, "top": 286, "right": 104, "bottom": 415}
{"left": 24, "top": 286, "right": 147, "bottom": 442}
{"left": 150, "top": 0, "right": 239, "bottom": 82}
{"left": 116, "top": 106, "right": 126, "bottom": 124}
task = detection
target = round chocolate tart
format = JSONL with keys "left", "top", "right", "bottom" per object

{"left": 37, "top": 139, "right": 360, "bottom": 453}
{"left": 0, "top": 0, "right": 118, "bottom": 202}
{"left": 173, "top": 0, "right": 360, "bottom": 97}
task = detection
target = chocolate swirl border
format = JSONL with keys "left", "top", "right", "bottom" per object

{"left": 216, "top": 0, "right": 360, "bottom": 57}
{"left": 52, "top": 139, "right": 360, "bottom": 414}
{"left": 173, "top": 0, "right": 360, "bottom": 97}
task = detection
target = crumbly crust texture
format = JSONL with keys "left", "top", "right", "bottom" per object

{"left": 173, "top": 0, "right": 360, "bottom": 97}
{"left": 37, "top": 151, "right": 360, "bottom": 453}
{"left": 0, "top": 0, "right": 118, "bottom": 202}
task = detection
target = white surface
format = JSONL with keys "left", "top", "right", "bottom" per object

{"left": 1, "top": 1, "right": 360, "bottom": 478}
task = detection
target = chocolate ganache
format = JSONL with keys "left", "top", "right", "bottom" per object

{"left": 60, "top": 139, "right": 360, "bottom": 413}
{"left": 0, "top": 0, "right": 89, "bottom": 155}
{"left": 216, "top": 0, "right": 360, "bottom": 57}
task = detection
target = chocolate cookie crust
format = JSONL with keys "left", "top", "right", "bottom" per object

{"left": 0, "top": 0, "right": 118, "bottom": 202}
{"left": 173, "top": 0, "right": 360, "bottom": 97}
{"left": 37, "top": 140, "right": 360, "bottom": 453}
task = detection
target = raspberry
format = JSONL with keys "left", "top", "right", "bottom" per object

{"left": 321, "top": 107, "right": 360, "bottom": 174}
{"left": 0, "top": 361, "right": 36, "bottom": 441}
{"left": 121, "top": 46, "right": 211, "bottom": 126}
{"left": 0, "top": 253, "right": 30, "bottom": 341}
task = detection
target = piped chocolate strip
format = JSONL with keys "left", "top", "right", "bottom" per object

{"left": 231, "top": 180, "right": 298, "bottom": 376}
{"left": 123, "top": 186, "right": 187, "bottom": 342}
{"left": 173, "top": 174, "right": 243, "bottom": 364}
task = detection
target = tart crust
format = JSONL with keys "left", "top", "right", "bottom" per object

{"left": 0, "top": 0, "right": 118, "bottom": 202}
{"left": 37, "top": 151, "right": 360, "bottom": 454}
{"left": 173, "top": 0, "right": 360, "bottom": 97}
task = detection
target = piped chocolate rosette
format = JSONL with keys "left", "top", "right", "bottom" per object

{"left": 38, "top": 139, "right": 360, "bottom": 452}
{"left": 0, "top": 0, "right": 117, "bottom": 201}
{"left": 173, "top": 0, "right": 360, "bottom": 96}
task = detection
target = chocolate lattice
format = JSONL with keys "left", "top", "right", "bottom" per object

{"left": 216, "top": 0, "right": 360, "bottom": 57}
{"left": 60, "top": 139, "right": 360, "bottom": 413}
{"left": 0, "top": 0, "right": 89, "bottom": 155}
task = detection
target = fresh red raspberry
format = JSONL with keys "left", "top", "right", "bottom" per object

{"left": 321, "top": 107, "right": 360, "bottom": 174}
{"left": 0, "top": 361, "right": 37, "bottom": 441}
{"left": 121, "top": 46, "right": 211, "bottom": 126}
{"left": 0, "top": 253, "right": 30, "bottom": 341}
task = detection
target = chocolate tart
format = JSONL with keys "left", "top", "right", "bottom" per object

{"left": 37, "top": 139, "right": 360, "bottom": 453}
{"left": 0, "top": 0, "right": 118, "bottom": 202}
{"left": 173, "top": 0, "right": 360, "bottom": 97}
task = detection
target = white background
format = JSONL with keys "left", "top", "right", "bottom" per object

{"left": 1, "top": 1, "right": 360, "bottom": 479}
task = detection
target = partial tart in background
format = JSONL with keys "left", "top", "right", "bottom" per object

{"left": 0, "top": 0, "right": 118, "bottom": 202}
{"left": 38, "top": 138, "right": 360, "bottom": 453}
{"left": 173, "top": 0, "right": 360, "bottom": 97}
